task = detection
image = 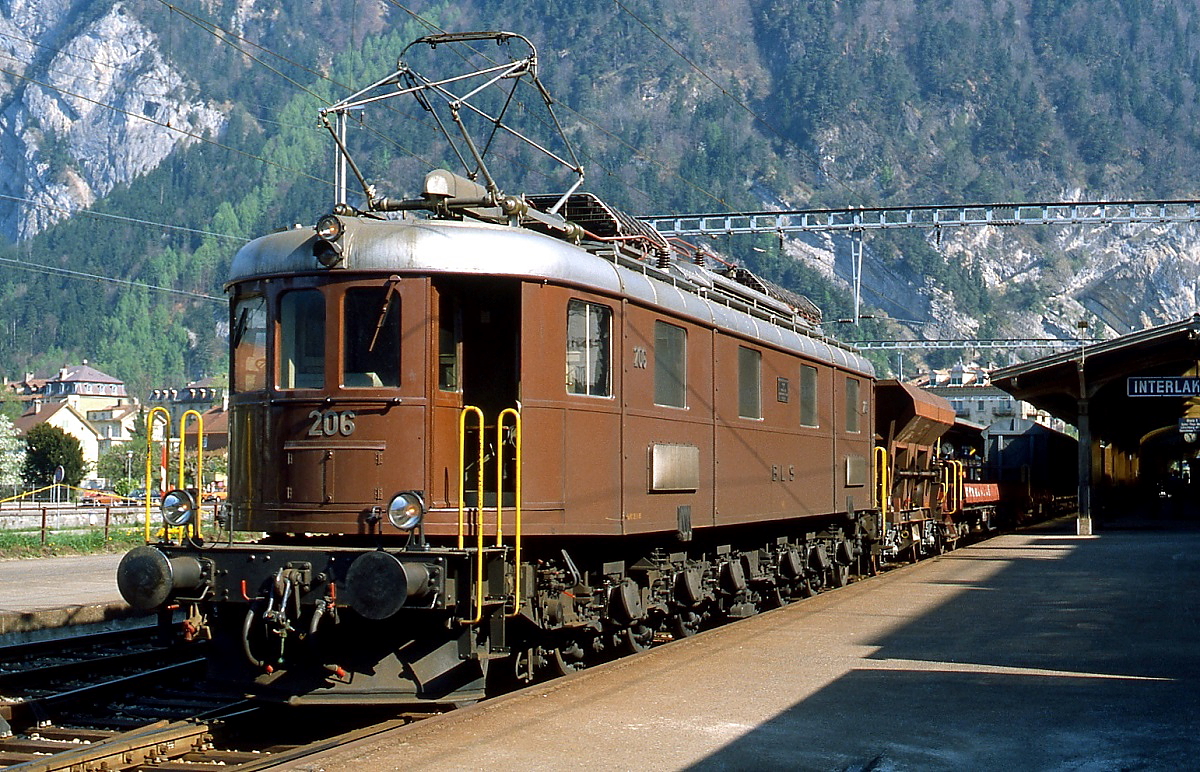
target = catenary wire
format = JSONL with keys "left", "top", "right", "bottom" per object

{"left": 0, "top": 193, "right": 249, "bottom": 244}
{"left": 0, "top": 255, "right": 224, "bottom": 303}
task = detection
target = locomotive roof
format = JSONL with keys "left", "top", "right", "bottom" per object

{"left": 229, "top": 213, "right": 874, "bottom": 377}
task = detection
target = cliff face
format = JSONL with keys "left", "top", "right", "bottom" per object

{"left": 786, "top": 221, "right": 1200, "bottom": 345}
{"left": 0, "top": 1, "right": 224, "bottom": 240}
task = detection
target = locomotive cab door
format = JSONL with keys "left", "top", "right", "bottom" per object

{"left": 430, "top": 278, "right": 521, "bottom": 510}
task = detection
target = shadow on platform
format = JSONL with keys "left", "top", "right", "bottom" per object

{"left": 686, "top": 526, "right": 1200, "bottom": 771}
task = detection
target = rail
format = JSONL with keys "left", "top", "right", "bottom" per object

{"left": 13, "top": 718, "right": 212, "bottom": 771}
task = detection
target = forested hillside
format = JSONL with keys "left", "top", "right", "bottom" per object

{"left": 2, "top": 0, "right": 1199, "bottom": 392}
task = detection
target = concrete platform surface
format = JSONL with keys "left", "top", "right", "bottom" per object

{"left": 0, "top": 553, "right": 132, "bottom": 635}
{"left": 291, "top": 529, "right": 1200, "bottom": 771}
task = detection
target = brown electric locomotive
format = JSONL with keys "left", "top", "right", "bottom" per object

{"left": 116, "top": 32, "right": 879, "bottom": 706}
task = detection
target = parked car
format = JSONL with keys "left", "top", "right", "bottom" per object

{"left": 129, "top": 488, "right": 162, "bottom": 504}
{"left": 79, "top": 490, "right": 124, "bottom": 507}
{"left": 203, "top": 490, "right": 228, "bottom": 504}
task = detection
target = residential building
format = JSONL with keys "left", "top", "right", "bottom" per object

{"left": 40, "top": 361, "right": 131, "bottom": 414}
{"left": 147, "top": 377, "right": 226, "bottom": 428}
{"left": 13, "top": 401, "right": 100, "bottom": 469}
{"left": 87, "top": 404, "right": 141, "bottom": 455}
{"left": 917, "top": 362, "right": 1067, "bottom": 432}
{"left": 9, "top": 361, "right": 137, "bottom": 477}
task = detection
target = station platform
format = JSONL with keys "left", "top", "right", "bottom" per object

{"left": 293, "top": 520, "right": 1200, "bottom": 771}
{"left": 0, "top": 553, "right": 141, "bottom": 638}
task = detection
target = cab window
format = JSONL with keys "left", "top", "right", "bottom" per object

{"left": 438, "top": 292, "right": 461, "bottom": 391}
{"left": 566, "top": 299, "right": 612, "bottom": 397}
{"left": 344, "top": 286, "right": 400, "bottom": 387}
{"left": 232, "top": 295, "right": 267, "bottom": 393}
{"left": 279, "top": 289, "right": 325, "bottom": 389}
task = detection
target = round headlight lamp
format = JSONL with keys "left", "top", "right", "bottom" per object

{"left": 387, "top": 491, "right": 426, "bottom": 531}
{"left": 314, "top": 214, "right": 345, "bottom": 268}
{"left": 161, "top": 489, "right": 198, "bottom": 527}
{"left": 315, "top": 214, "right": 344, "bottom": 241}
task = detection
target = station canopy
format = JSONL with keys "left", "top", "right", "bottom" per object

{"left": 990, "top": 314, "right": 1200, "bottom": 451}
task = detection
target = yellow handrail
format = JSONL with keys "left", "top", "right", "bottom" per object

{"left": 144, "top": 407, "right": 171, "bottom": 543}
{"left": 874, "top": 446, "right": 889, "bottom": 540}
{"left": 458, "top": 406, "right": 485, "bottom": 625}
{"left": 180, "top": 410, "right": 204, "bottom": 539}
{"left": 954, "top": 460, "right": 965, "bottom": 515}
{"left": 497, "top": 408, "right": 522, "bottom": 617}
{"left": 941, "top": 460, "right": 962, "bottom": 516}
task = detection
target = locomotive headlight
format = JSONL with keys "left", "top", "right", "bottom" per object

{"left": 387, "top": 491, "right": 426, "bottom": 530}
{"left": 314, "top": 214, "right": 345, "bottom": 267}
{"left": 161, "top": 489, "right": 198, "bottom": 527}
{"left": 315, "top": 213, "right": 344, "bottom": 241}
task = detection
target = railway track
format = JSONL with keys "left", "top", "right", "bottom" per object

{"left": 0, "top": 700, "right": 433, "bottom": 770}
{"left": 0, "top": 626, "right": 206, "bottom": 728}
{"left": 0, "top": 624, "right": 440, "bottom": 770}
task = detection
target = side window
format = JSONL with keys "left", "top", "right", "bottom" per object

{"left": 845, "top": 376, "right": 861, "bottom": 433}
{"left": 231, "top": 295, "right": 267, "bottom": 393}
{"left": 800, "top": 364, "right": 819, "bottom": 427}
{"left": 438, "top": 292, "right": 461, "bottom": 392}
{"left": 343, "top": 286, "right": 400, "bottom": 388}
{"left": 566, "top": 299, "right": 612, "bottom": 397}
{"left": 279, "top": 289, "right": 325, "bottom": 390}
{"left": 738, "top": 346, "right": 762, "bottom": 419}
{"left": 654, "top": 321, "right": 686, "bottom": 408}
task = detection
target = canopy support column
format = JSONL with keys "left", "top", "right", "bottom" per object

{"left": 1076, "top": 397, "right": 1093, "bottom": 534}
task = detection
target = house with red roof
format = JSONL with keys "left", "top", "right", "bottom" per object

{"left": 12, "top": 401, "right": 100, "bottom": 468}
{"left": 10, "top": 361, "right": 136, "bottom": 474}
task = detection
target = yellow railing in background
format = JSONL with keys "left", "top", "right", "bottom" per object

{"left": 180, "top": 410, "right": 204, "bottom": 540}
{"left": 497, "top": 408, "right": 522, "bottom": 617}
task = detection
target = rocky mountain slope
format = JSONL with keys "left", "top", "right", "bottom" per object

{"left": 0, "top": 0, "right": 224, "bottom": 240}
{"left": 1, "top": 0, "right": 1198, "bottom": 387}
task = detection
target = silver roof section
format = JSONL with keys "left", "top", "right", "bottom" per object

{"left": 229, "top": 216, "right": 874, "bottom": 378}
